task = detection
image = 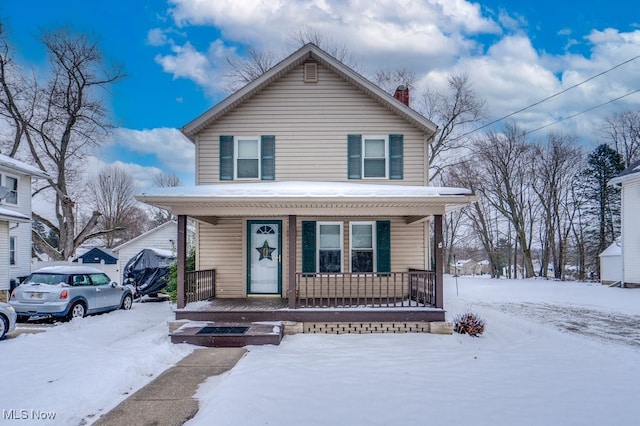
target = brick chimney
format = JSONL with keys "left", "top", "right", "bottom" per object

{"left": 394, "top": 85, "right": 409, "bottom": 106}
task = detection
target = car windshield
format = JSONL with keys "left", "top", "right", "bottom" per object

{"left": 25, "top": 273, "right": 68, "bottom": 285}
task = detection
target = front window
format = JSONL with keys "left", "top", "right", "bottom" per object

{"left": 363, "top": 136, "right": 388, "bottom": 178}
{"left": 236, "top": 137, "right": 260, "bottom": 179}
{"left": 351, "top": 222, "right": 375, "bottom": 272}
{"left": 318, "top": 222, "right": 342, "bottom": 273}
{"left": 90, "top": 273, "right": 111, "bottom": 286}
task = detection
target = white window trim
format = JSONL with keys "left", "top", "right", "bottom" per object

{"left": 362, "top": 135, "right": 389, "bottom": 179}
{"left": 1, "top": 173, "right": 19, "bottom": 205}
{"left": 349, "top": 221, "right": 377, "bottom": 273}
{"left": 234, "top": 136, "right": 261, "bottom": 180}
{"left": 9, "top": 236, "right": 16, "bottom": 266}
{"left": 316, "top": 221, "right": 343, "bottom": 273}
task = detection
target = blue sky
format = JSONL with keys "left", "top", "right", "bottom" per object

{"left": 2, "top": 0, "right": 639, "bottom": 189}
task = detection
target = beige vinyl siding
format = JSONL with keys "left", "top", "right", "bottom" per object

{"left": 196, "top": 62, "right": 427, "bottom": 185}
{"left": 295, "top": 217, "right": 429, "bottom": 273}
{"left": 198, "top": 218, "right": 245, "bottom": 298}
{"left": 623, "top": 178, "right": 640, "bottom": 285}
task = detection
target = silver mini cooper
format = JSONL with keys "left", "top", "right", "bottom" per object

{"left": 9, "top": 266, "right": 135, "bottom": 321}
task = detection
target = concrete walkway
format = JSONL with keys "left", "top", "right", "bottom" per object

{"left": 93, "top": 347, "right": 247, "bottom": 426}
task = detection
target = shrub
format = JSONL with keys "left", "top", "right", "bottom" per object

{"left": 453, "top": 312, "right": 486, "bottom": 337}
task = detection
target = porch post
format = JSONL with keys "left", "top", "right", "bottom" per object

{"left": 288, "top": 215, "right": 297, "bottom": 308}
{"left": 434, "top": 214, "right": 444, "bottom": 309}
{"left": 177, "top": 215, "right": 187, "bottom": 309}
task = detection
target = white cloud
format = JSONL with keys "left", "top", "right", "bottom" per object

{"left": 108, "top": 127, "right": 195, "bottom": 178}
{"left": 147, "top": 28, "right": 168, "bottom": 46}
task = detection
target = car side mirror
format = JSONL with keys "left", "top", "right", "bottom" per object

{"left": 111, "top": 281, "right": 118, "bottom": 288}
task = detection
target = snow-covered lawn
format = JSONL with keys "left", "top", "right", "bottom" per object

{"left": 3, "top": 276, "right": 640, "bottom": 425}
{"left": 0, "top": 301, "right": 193, "bottom": 425}
{"left": 189, "top": 276, "right": 640, "bottom": 426}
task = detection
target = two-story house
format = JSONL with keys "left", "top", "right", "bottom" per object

{"left": 0, "top": 154, "right": 49, "bottom": 301}
{"left": 138, "top": 44, "right": 476, "bottom": 342}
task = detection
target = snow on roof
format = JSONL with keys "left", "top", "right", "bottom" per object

{"left": 112, "top": 220, "right": 177, "bottom": 252}
{"left": 33, "top": 265, "right": 106, "bottom": 274}
{"left": 0, "top": 153, "right": 50, "bottom": 178}
{"left": 599, "top": 240, "right": 622, "bottom": 257}
{"left": 139, "top": 181, "right": 472, "bottom": 199}
{"left": 609, "top": 159, "right": 640, "bottom": 185}
{"left": 0, "top": 206, "right": 30, "bottom": 223}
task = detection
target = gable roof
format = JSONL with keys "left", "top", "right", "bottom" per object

{"left": 73, "top": 247, "right": 118, "bottom": 263}
{"left": 0, "top": 153, "right": 50, "bottom": 179}
{"left": 609, "top": 159, "right": 640, "bottom": 185}
{"left": 181, "top": 43, "right": 439, "bottom": 140}
{"left": 112, "top": 220, "right": 177, "bottom": 252}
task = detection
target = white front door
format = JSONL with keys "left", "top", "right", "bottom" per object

{"left": 248, "top": 221, "right": 281, "bottom": 294}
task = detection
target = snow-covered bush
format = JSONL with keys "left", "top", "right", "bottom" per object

{"left": 453, "top": 312, "right": 486, "bottom": 337}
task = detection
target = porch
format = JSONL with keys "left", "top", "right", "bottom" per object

{"left": 176, "top": 268, "right": 445, "bottom": 324}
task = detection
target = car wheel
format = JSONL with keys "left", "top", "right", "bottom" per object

{"left": 121, "top": 294, "right": 133, "bottom": 310}
{"left": 0, "top": 315, "right": 7, "bottom": 340}
{"left": 67, "top": 302, "right": 86, "bottom": 321}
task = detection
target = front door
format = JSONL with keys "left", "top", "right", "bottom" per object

{"left": 247, "top": 220, "right": 282, "bottom": 294}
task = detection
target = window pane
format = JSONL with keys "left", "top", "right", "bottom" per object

{"left": 319, "top": 250, "right": 341, "bottom": 272}
{"left": 365, "top": 139, "right": 385, "bottom": 157}
{"left": 237, "top": 159, "right": 259, "bottom": 178}
{"left": 319, "top": 224, "right": 341, "bottom": 248}
{"left": 352, "top": 224, "right": 372, "bottom": 248}
{"left": 364, "top": 159, "right": 386, "bottom": 177}
{"left": 5, "top": 176, "right": 17, "bottom": 204}
{"left": 352, "top": 250, "right": 373, "bottom": 272}
{"left": 238, "top": 139, "right": 258, "bottom": 158}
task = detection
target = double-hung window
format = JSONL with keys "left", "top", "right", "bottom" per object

{"left": 236, "top": 137, "right": 260, "bottom": 179}
{"left": 347, "top": 134, "right": 403, "bottom": 180}
{"left": 350, "top": 222, "right": 375, "bottom": 272}
{"left": 220, "top": 135, "right": 275, "bottom": 181}
{"left": 317, "top": 222, "right": 343, "bottom": 273}
{"left": 9, "top": 236, "right": 16, "bottom": 266}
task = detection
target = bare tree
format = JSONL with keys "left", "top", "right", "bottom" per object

{"left": 372, "top": 67, "right": 417, "bottom": 96}
{"left": 0, "top": 24, "right": 125, "bottom": 259}
{"left": 418, "top": 74, "right": 486, "bottom": 183}
{"left": 89, "top": 165, "right": 141, "bottom": 247}
{"left": 224, "top": 46, "right": 280, "bottom": 93}
{"left": 289, "top": 25, "right": 358, "bottom": 68}
{"left": 602, "top": 110, "right": 640, "bottom": 166}
{"left": 473, "top": 123, "right": 538, "bottom": 278}
{"left": 150, "top": 171, "right": 182, "bottom": 227}
{"left": 531, "top": 133, "right": 583, "bottom": 279}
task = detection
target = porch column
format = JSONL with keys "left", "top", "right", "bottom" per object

{"left": 288, "top": 215, "right": 297, "bottom": 309}
{"left": 177, "top": 215, "right": 187, "bottom": 309}
{"left": 434, "top": 214, "right": 444, "bottom": 309}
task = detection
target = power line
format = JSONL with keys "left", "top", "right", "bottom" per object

{"left": 525, "top": 88, "right": 640, "bottom": 135}
{"left": 458, "top": 53, "right": 640, "bottom": 138}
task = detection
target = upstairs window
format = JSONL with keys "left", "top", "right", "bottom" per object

{"left": 220, "top": 135, "right": 275, "bottom": 181}
{"left": 1, "top": 174, "right": 18, "bottom": 205}
{"left": 348, "top": 134, "right": 403, "bottom": 180}
{"left": 9, "top": 236, "right": 16, "bottom": 266}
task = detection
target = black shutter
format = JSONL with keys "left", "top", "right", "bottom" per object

{"left": 261, "top": 135, "right": 275, "bottom": 180}
{"left": 376, "top": 220, "right": 391, "bottom": 273}
{"left": 302, "top": 221, "right": 317, "bottom": 274}
{"left": 220, "top": 135, "right": 234, "bottom": 180}
{"left": 347, "top": 134, "right": 362, "bottom": 179}
{"left": 389, "top": 134, "right": 403, "bottom": 180}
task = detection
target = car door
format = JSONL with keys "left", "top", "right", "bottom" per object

{"left": 90, "top": 273, "right": 120, "bottom": 309}
{"left": 71, "top": 274, "right": 97, "bottom": 310}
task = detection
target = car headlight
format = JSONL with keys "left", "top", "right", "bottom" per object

{"left": 5, "top": 305, "right": 15, "bottom": 313}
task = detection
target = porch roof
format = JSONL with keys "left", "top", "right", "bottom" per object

{"left": 137, "top": 181, "right": 477, "bottom": 222}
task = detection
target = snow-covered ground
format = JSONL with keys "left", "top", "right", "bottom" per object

{"left": 189, "top": 276, "right": 640, "bottom": 426}
{"left": 0, "top": 301, "right": 193, "bottom": 425}
{"left": 2, "top": 276, "right": 640, "bottom": 425}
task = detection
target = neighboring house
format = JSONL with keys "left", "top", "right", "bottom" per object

{"left": 138, "top": 44, "right": 476, "bottom": 334}
{"left": 0, "top": 154, "right": 49, "bottom": 301}
{"left": 599, "top": 239, "right": 622, "bottom": 285}
{"left": 452, "top": 259, "right": 481, "bottom": 276}
{"left": 112, "top": 220, "right": 178, "bottom": 283}
{"left": 73, "top": 247, "right": 118, "bottom": 265}
{"left": 609, "top": 160, "right": 640, "bottom": 287}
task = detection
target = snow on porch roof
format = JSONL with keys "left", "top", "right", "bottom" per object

{"left": 138, "top": 181, "right": 474, "bottom": 199}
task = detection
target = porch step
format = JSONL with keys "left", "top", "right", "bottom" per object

{"left": 170, "top": 321, "right": 283, "bottom": 347}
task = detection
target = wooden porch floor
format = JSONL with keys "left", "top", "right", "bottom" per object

{"left": 175, "top": 297, "right": 446, "bottom": 323}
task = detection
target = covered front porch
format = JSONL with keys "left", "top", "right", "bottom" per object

{"left": 137, "top": 181, "right": 476, "bottom": 327}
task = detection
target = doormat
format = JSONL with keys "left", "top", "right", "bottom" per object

{"left": 196, "top": 326, "right": 250, "bottom": 335}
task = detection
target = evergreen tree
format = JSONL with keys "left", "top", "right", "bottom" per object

{"left": 582, "top": 144, "right": 625, "bottom": 273}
